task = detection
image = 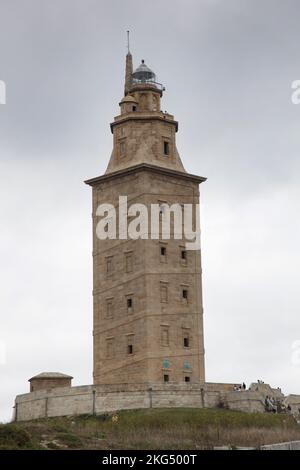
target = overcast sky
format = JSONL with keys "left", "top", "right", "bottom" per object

{"left": 0, "top": 0, "right": 300, "bottom": 422}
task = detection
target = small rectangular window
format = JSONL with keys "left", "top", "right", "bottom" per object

{"left": 182, "top": 289, "right": 188, "bottom": 300}
{"left": 163, "top": 141, "right": 170, "bottom": 156}
{"left": 106, "top": 299, "right": 113, "bottom": 319}
{"left": 181, "top": 250, "right": 187, "bottom": 260}
{"left": 185, "top": 376, "right": 191, "bottom": 383}
{"left": 160, "top": 245, "right": 167, "bottom": 263}
{"left": 184, "top": 337, "right": 190, "bottom": 348}
{"left": 161, "top": 246, "right": 166, "bottom": 256}
{"left": 120, "top": 140, "right": 126, "bottom": 157}
{"left": 164, "top": 374, "right": 169, "bottom": 383}
{"left": 128, "top": 344, "right": 133, "bottom": 355}
{"left": 160, "top": 284, "right": 168, "bottom": 303}
{"left": 127, "top": 297, "right": 133, "bottom": 313}
{"left": 161, "top": 328, "right": 169, "bottom": 347}
{"left": 132, "top": 106, "right": 137, "bottom": 112}
{"left": 106, "top": 257, "right": 113, "bottom": 275}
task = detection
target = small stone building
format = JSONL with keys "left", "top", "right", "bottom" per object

{"left": 29, "top": 372, "right": 73, "bottom": 392}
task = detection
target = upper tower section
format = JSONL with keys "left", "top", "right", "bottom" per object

{"left": 105, "top": 50, "right": 186, "bottom": 175}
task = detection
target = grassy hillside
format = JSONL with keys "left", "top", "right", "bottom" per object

{"left": 1, "top": 408, "right": 300, "bottom": 450}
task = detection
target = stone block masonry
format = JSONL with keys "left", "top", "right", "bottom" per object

{"left": 85, "top": 52, "right": 206, "bottom": 388}
{"left": 15, "top": 381, "right": 296, "bottom": 422}
{"left": 14, "top": 383, "right": 204, "bottom": 422}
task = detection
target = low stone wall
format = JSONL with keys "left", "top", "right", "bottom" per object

{"left": 284, "top": 395, "right": 300, "bottom": 414}
{"left": 203, "top": 383, "right": 239, "bottom": 409}
{"left": 15, "top": 382, "right": 284, "bottom": 422}
{"left": 249, "top": 383, "right": 284, "bottom": 399}
{"left": 202, "top": 386, "right": 266, "bottom": 413}
{"left": 225, "top": 391, "right": 265, "bottom": 413}
{"left": 204, "top": 382, "right": 239, "bottom": 392}
{"left": 15, "top": 385, "right": 94, "bottom": 421}
{"left": 14, "top": 383, "right": 205, "bottom": 422}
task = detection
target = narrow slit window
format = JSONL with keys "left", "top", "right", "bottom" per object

{"left": 128, "top": 344, "right": 133, "bottom": 355}
{"left": 163, "top": 141, "right": 170, "bottom": 156}
{"left": 160, "top": 246, "right": 166, "bottom": 256}
{"left": 127, "top": 297, "right": 133, "bottom": 313}
{"left": 182, "top": 289, "right": 188, "bottom": 300}
{"left": 120, "top": 141, "right": 126, "bottom": 157}
{"left": 161, "top": 328, "right": 169, "bottom": 347}
{"left": 160, "top": 284, "right": 168, "bottom": 303}
{"left": 106, "top": 300, "right": 113, "bottom": 319}
{"left": 164, "top": 374, "right": 169, "bottom": 383}
{"left": 106, "top": 257, "right": 113, "bottom": 275}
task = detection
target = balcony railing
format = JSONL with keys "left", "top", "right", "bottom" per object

{"left": 131, "top": 79, "right": 165, "bottom": 91}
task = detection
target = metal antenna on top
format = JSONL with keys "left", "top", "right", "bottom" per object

{"left": 127, "top": 30, "right": 130, "bottom": 54}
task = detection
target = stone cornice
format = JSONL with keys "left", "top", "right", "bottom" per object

{"left": 84, "top": 163, "right": 207, "bottom": 187}
{"left": 110, "top": 114, "right": 178, "bottom": 133}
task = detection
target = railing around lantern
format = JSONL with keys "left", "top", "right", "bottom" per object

{"left": 131, "top": 79, "right": 165, "bottom": 91}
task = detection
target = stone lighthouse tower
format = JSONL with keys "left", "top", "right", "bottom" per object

{"left": 85, "top": 48, "right": 206, "bottom": 387}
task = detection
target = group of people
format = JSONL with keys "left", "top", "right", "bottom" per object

{"left": 233, "top": 383, "right": 246, "bottom": 391}
{"left": 231, "top": 380, "right": 298, "bottom": 415}
{"left": 265, "top": 395, "right": 292, "bottom": 414}
{"left": 229, "top": 382, "right": 300, "bottom": 417}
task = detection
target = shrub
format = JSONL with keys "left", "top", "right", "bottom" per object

{"left": 0, "top": 424, "right": 32, "bottom": 448}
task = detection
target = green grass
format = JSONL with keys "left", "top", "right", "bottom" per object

{"left": 104, "top": 407, "right": 294, "bottom": 429}
{"left": 1, "top": 408, "right": 299, "bottom": 450}
{"left": 0, "top": 424, "right": 38, "bottom": 450}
